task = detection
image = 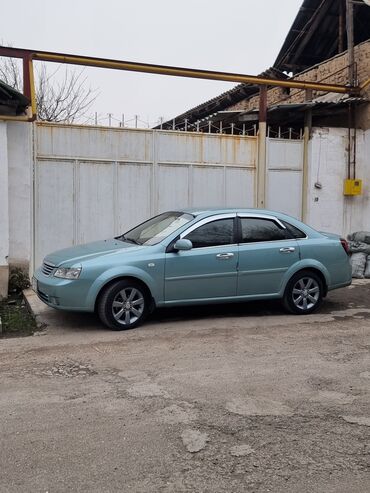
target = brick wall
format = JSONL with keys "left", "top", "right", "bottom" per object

{"left": 227, "top": 40, "right": 370, "bottom": 113}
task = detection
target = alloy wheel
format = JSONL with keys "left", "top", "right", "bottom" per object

{"left": 112, "top": 287, "right": 145, "bottom": 326}
{"left": 292, "top": 277, "right": 320, "bottom": 311}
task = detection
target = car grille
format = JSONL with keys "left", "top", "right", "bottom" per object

{"left": 42, "top": 262, "right": 55, "bottom": 276}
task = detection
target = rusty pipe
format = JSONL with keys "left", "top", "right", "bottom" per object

{"left": 0, "top": 46, "right": 358, "bottom": 95}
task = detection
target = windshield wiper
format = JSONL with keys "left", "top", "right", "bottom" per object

{"left": 116, "top": 235, "right": 141, "bottom": 245}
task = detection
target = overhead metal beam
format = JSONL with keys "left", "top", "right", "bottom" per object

{"left": 0, "top": 46, "right": 358, "bottom": 95}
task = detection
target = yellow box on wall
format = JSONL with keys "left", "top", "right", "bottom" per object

{"left": 344, "top": 179, "right": 363, "bottom": 196}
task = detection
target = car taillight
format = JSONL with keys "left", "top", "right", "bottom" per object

{"left": 340, "top": 238, "right": 350, "bottom": 255}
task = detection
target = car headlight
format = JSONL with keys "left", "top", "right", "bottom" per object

{"left": 54, "top": 266, "right": 82, "bottom": 279}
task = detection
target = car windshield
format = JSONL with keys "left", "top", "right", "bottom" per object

{"left": 117, "top": 212, "right": 194, "bottom": 246}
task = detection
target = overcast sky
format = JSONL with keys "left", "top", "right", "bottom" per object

{"left": 1, "top": 0, "right": 302, "bottom": 126}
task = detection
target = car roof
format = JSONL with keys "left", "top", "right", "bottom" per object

{"left": 178, "top": 208, "right": 321, "bottom": 237}
{"left": 182, "top": 207, "right": 289, "bottom": 217}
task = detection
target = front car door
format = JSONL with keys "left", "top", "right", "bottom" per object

{"left": 164, "top": 214, "right": 239, "bottom": 302}
{"left": 237, "top": 214, "right": 300, "bottom": 296}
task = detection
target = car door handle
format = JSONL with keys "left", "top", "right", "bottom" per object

{"left": 216, "top": 253, "right": 234, "bottom": 260}
{"left": 279, "top": 247, "right": 295, "bottom": 253}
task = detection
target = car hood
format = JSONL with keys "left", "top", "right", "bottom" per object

{"left": 43, "top": 239, "right": 145, "bottom": 266}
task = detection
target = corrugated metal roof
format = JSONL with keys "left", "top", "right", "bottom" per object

{"left": 0, "top": 79, "right": 29, "bottom": 115}
{"left": 156, "top": 67, "right": 287, "bottom": 129}
{"left": 311, "top": 92, "right": 367, "bottom": 104}
{"left": 206, "top": 96, "right": 368, "bottom": 125}
{"left": 274, "top": 0, "right": 370, "bottom": 72}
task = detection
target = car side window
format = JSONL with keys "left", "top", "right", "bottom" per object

{"left": 240, "top": 218, "right": 288, "bottom": 243}
{"left": 183, "top": 219, "right": 234, "bottom": 248}
{"left": 281, "top": 220, "right": 306, "bottom": 239}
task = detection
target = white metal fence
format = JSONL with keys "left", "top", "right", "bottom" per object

{"left": 34, "top": 123, "right": 264, "bottom": 267}
{"left": 266, "top": 137, "right": 303, "bottom": 219}
{"left": 6, "top": 121, "right": 369, "bottom": 275}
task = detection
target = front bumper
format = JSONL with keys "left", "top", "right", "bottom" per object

{"left": 33, "top": 268, "right": 94, "bottom": 312}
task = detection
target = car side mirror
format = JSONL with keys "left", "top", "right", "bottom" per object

{"left": 173, "top": 239, "right": 193, "bottom": 251}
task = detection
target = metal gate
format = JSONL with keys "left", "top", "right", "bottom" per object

{"left": 34, "top": 122, "right": 258, "bottom": 267}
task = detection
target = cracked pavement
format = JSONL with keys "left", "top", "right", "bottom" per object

{"left": 1, "top": 281, "right": 370, "bottom": 492}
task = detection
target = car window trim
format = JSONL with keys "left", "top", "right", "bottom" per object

{"left": 237, "top": 214, "right": 292, "bottom": 244}
{"left": 237, "top": 213, "right": 286, "bottom": 229}
{"left": 237, "top": 214, "right": 308, "bottom": 240}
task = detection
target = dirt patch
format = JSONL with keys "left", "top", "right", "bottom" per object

{"left": 0, "top": 293, "right": 37, "bottom": 338}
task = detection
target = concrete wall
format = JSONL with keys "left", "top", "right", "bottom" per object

{"left": 0, "top": 122, "right": 9, "bottom": 298}
{"left": 7, "top": 122, "right": 33, "bottom": 269}
{"left": 307, "top": 127, "right": 370, "bottom": 234}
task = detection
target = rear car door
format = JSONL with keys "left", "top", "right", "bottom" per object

{"left": 165, "top": 214, "right": 239, "bottom": 302}
{"left": 237, "top": 215, "right": 300, "bottom": 296}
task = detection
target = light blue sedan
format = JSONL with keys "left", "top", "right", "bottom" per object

{"left": 33, "top": 209, "right": 352, "bottom": 330}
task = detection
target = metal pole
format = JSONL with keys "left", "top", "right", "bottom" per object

{"left": 257, "top": 86, "right": 267, "bottom": 209}
{"left": 302, "top": 109, "right": 312, "bottom": 222}
{"left": 95, "top": 112, "right": 98, "bottom": 125}
{"left": 22, "top": 56, "right": 36, "bottom": 119}
{"left": 108, "top": 113, "right": 112, "bottom": 126}
{"left": 346, "top": 0, "right": 355, "bottom": 85}
{"left": 121, "top": 113, "right": 125, "bottom": 127}
{"left": 135, "top": 115, "right": 138, "bottom": 128}
{"left": 348, "top": 104, "right": 353, "bottom": 179}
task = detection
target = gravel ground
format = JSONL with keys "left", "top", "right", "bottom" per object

{"left": 1, "top": 281, "right": 370, "bottom": 492}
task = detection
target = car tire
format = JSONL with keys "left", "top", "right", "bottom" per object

{"left": 98, "top": 280, "right": 149, "bottom": 330}
{"left": 283, "top": 270, "right": 323, "bottom": 315}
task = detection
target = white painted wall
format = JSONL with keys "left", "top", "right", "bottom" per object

{"left": 307, "top": 127, "right": 370, "bottom": 236}
{"left": 7, "top": 122, "right": 33, "bottom": 267}
{"left": 0, "top": 123, "right": 9, "bottom": 263}
{"left": 0, "top": 122, "right": 9, "bottom": 297}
